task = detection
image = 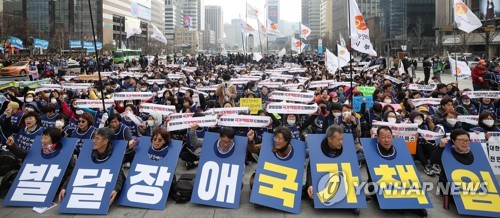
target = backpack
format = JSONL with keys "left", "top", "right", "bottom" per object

{"left": 0, "top": 151, "right": 19, "bottom": 176}
{"left": 0, "top": 169, "right": 19, "bottom": 199}
{"left": 170, "top": 173, "right": 196, "bottom": 203}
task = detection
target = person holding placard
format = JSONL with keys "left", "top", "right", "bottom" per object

{"left": 58, "top": 127, "right": 126, "bottom": 205}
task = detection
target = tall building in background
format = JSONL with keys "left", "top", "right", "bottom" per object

{"left": 24, "top": 0, "right": 51, "bottom": 39}
{"left": 267, "top": 0, "right": 280, "bottom": 24}
{"left": 224, "top": 18, "right": 244, "bottom": 51}
{"left": 180, "top": 0, "right": 204, "bottom": 31}
{"left": 165, "top": 0, "right": 184, "bottom": 42}
{"left": 320, "top": 0, "right": 334, "bottom": 42}
{"left": 205, "top": 5, "right": 223, "bottom": 49}
{"left": 332, "top": 0, "right": 348, "bottom": 45}
{"left": 0, "top": 0, "right": 24, "bottom": 40}
{"left": 301, "top": 0, "right": 321, "bottom": 50}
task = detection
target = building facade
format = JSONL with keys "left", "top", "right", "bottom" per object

{"left": 165, "top": 0, "right": 184, "bottom": 42}
{"left": 205, "top": 5, "right": 223, "bottom": 49}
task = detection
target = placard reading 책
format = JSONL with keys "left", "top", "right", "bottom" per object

{"left": 250, "top": 133, "right": 306, "bottom": 214}
{"left": 59, "top": 140, "right": 127, "bottom": 214}
{"left": 442, "top": 141, "right": 500, "bottom": 217}
{"left": 140, "top": 103, "right": 176, "bottom": 116}
{"left": 166, "top": 116, "right": 218, "bottom": 132}
{"left": 118, "top": 137, "right": 183, "bottom": 210}
{"left": 462, "top": 91, "right": 500, "bottom": 99}
{"left": 353, "top": 96, "right": 373, "bottom": 112}
{"left": 371, "top": 121, "right": 418, "bottom": 154}
{"left": 218, "top": 115, "right": 271, "bottom": 128}
{"left": 240, "top": 98, "right": 262, "bottom": 114}
{"left": 113, "top": 92, "right": 154, "bottom": 101}
{"left": 75, "top": 99, "right": 115, "bottom": 109}
{"left": 3, "top": 137, "right": 77, "bottom": 207}
{"left": 191, "top": 133, "right": 248, "bottom": 208}
{"left": 410, "top": 98, "right": 442, "bottom": 107}
{"left": 307, "top": 134, "right": 367, "bottom": 209}
{"left": 408, "top": 84, "right": 436, "bottom": 91}
{"left": 361, "top": 138, "right": 432, "bottom": 209}
{"left": 269, "top": 91, "right": 315, "bottom": 103}
{"left": 457, "top": 115, "right": 479, "bottom": 126}
{"left": 266, "top": 103, "right": 318, "bottom": 115}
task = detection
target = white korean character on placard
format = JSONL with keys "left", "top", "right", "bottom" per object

{"left": 126, "top": 164, "right": 171, "bottom": 204}
{"left": 67, "top": 169, "right": 113, "bottom": 209}
{"left": 11, "top": 164, "right": 62, "bottom": 202}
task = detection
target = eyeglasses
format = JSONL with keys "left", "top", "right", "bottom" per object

{"left": 152, "top": 137, "right": 164, "bottom": 142}
{"left": 455, "top": 138, "right": 470, "bottom": 144}
{"left": 78, "top": 120, "right": 86, "bottom": 123}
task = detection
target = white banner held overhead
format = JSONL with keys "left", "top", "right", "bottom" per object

{"left": 217, "top": 115, "right": 271, "bottom": 128}
{"left": 462, "top": 91, "right": 500, "bottom": 99}
{"left": 417, "top": 129, "right": 445, "bottom": 141}
{"left": 167, "top": 116, "right": 218, "bottom": 132}
{"left": 257, "top": 82, "right": 283, "bottom": 88}
{"left": 178, "top": 87, "right": 209, "bottom": 97}
{"left": 457, "top": 115, "right": 479, "bottom": 126}
{"left": 410, "top": 98, "right": 442, "bottom": 107}
{"left": 74, "top": 99, "right": 115, "bottom": 110}
{"left": 203, "top": 107, "right": 250, "bottom": 116}
{"left": 113, "top": 92, "right": 154, "bottom": 101}
{"left": 266, "top": 103, "right": 318, "bottom": 114}
{"left": 140, "top": 103, "right": 176, "bottom": 116}
{"left": 269, "top": 91, "right": 315, "bottom": 103}
{"left": 408, "top": 84, "right": 436, "bottom": 91}
{"left": 167, "top": 113, "right": 194, "bottom": 120}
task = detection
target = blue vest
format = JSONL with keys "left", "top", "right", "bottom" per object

{"left": 41, "top": 114, "right": 57, "bottom": 128}
{"left": 93, "top": 111, "right": 106, "bottom": 129}
{"left": 122, "top": 118, "right": 139, "bottom": 137}
{"left": 235, "top": 84, "right": 245, "bottom": 97}
{"left": 71, "top": 126, "right": 96, "bottom": 155}
{"left": 14, "top": 126, "right": 45, "bottom": 150}
{"left": 1, "top": 112, "right": 24, "bottom": 126}
{"left": 288, "top": 125, "right": 301, "bottom": 140}
{"left": 112, "top": 124, "right": 129, "bottom": 141}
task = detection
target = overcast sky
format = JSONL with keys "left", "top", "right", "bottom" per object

{"left": 204, "top": 0, "right": 301, "bottom": 24}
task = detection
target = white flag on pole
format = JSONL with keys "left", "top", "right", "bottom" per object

{"left": 150, "top": 23, "right": 168, "bottom": 45}
{"left": 454, "top": 0, "right": 482, "bottom": 33}
{"left": 257, "top": 19, "right": 267, "bottom": 35}
{"left": 253, "top": 52, "right": 263, "bottom": 62}
{"left": 242, "top": 22, "right": 257, "bottom": 34}
{"left": 398, "top": 60, "right": 406, "bottom": 75}
{"left": 449, "top": 56, "right": 472, "bottom": 79}
{"left": 278, "top": 48, "right": 287, "bottom": 57}
{"left": 337, "top": 44, "right": 350, "bottom": 67}
{"left": 125, "top": 17, "right": 142, "bottom": 39}
{"left": 247, "top": 2, "right": 260, "bottom": 19}
{"left": 267, "top": 19, "right": 281, "bottom": 35}
{"left": 291, "top": 37, "right": 305, "bottom": 53}
{"left": 349, "top": 0, "right": 377, "bottom": 56}
{"left": 300, "top": 24, "right": 312, "bottom": 40}
{"left": 325, "top": 48, "right": 339, "bottom": 73}
{"left": 339, "top": 33, "right": 346, "bottom": 47}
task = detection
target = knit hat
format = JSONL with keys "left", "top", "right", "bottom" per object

{"left": 8, "top": 101, "right": 19, "bottom": 112}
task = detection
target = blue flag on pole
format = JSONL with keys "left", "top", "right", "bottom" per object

{"left": 10, "top": 36, "right": 23, "bottom": 49}
{"left": 3, "top": 137, "right": 77, "bottom": 207}
{"left": 70, "top": 40, "right": 82, "bottom": 48}
{"left": 250, "top": 132, "right": 306, "bottom": 214}
{"left": 307, "top": 134, "right": 367, "bottom": 209}
{"left": 118, "top": 137, "right": 182, "bottom": 210}
{"left": 34, "top": 38, "right": 49, "bottom": 49}
{"left": 191, "top": 132, "right": 248, "bottom": 209}
{"left": 59, "top": 139, "right": 127, "bottom": 215}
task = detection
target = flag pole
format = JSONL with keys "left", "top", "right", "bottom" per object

{"left": 347, "top": 0, "right": 354, "bottom": 104}
{"left": 452, "top": 0, "right": 458, "bottom": 84}
{"left": 265, "top": 4, "right": 269, "bottom": 55}
{"left": 299, "top": 21, "right": 302, "bottom": 54}
{"left": 258, "top": 21, "right": 263, "bottom": 54}
{"left": 87, "top": 0, "right": 106, "bottom": 111}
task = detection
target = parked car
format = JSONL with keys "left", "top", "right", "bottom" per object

{"left": 0, "top": 61, "right": 38, "bottom": 77}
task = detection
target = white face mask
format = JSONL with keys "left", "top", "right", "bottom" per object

{"left": 76, "top": 110, "right": 84, "bottom": 115}
{"left": 26, "top": 107, "right": 35, "bottom": 112}
{"left": 55, "top": 120, "right": 65, "bottom": 128}
{"left": 414, "top": 119, "right": 423, "bottom": 125}
{"left": 483, "top": 120, "right": 495, "bottom": 126}
{"left": 384, "top": 99, "right": 392, "bottom": 104}
{"left": 26, "top": 97, "right": 34, "bottom": 103}
{"left": 147, "top": 120, "right": 155, "bottom": 126}
{"left": 333, "top": 112, "right": 342, "bottom": 118}
{"left": 287, "top": 119, "right": 296, "bottom": 126}
{"left": 141, "top": 88, "right": 147, "bottom": 91}
{"left": 332, "top": 99, "right": 339, "bottom": 103}
{"left": 179, "top": 81, "right": 184, "bottom": 84}
{"left": 342, "top": 111, "right": 351, "bottom": 118}
{"left": 387, "top": 117, "right": 397, "bottom": 123}
{"left": 463, "top": 101, "right": 470, "bottom": 106}
{"left": 446, "top": 118, "right": 457, "bottom": 126}
{"left": 51, "top": 98, "right": 57, "bottom": 104}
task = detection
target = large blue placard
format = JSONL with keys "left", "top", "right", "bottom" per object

{"left": 191, "top": 132, "right": 248, "bottom": 209}
{"left": 361, "top": 138, "right": 433, "bottom": 209}
{"left": 3, "top": 137, "right": 77, "bottom": 207}
{"left": 442, "top": 142, "right": 500, "bottom": 217}
{"left": 118, "top": 137, "right": 182, "bottom": 210}
{"left": 58, "top": 139, "right": 127, "bottom": 215}
{"left": 353, "top": 96, "right": 373, "bottom": 113}
{"left": 250, "top": 132, "right": 306, "bottom": 214}
{"left": 307, "top": 134, "right": 367, "bottom": 209}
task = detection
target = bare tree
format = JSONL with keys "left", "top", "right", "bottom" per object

{"left": 410, "top": 17, "right": 426, "bottom": 58}
{"left": 478, "top": 20, "right": 500, "bottom": 59}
